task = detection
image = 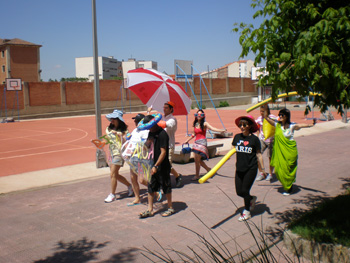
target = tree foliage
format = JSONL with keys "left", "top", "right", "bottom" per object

{"left": 60, "top": 77, "right": 89, "bottom": 82}
{"left": 109, "top": 76, "right": 123, "bottom": 80}
{"left": 234, "top": 0, "right": 350, "bottom": 113}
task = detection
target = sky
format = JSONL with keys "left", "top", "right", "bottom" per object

{"left": 2, "top": 0, "right": 264, "bottom": 81}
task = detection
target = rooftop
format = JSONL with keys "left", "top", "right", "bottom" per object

{"left": 0, "top": 38, "right": 42, "bottom": 47}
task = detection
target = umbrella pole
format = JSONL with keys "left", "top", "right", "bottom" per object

{"left": 148, "top": 84, "right": 164, "bottom": 110}
{"left": 185, "top": 81, "right": 191, "bottom": 136}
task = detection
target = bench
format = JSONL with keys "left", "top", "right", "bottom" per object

{"left": 206, "top": 131, "right": 233, "bottom": 139}
{"left": 172, "top": 141, "right": 224, "bottom": 164}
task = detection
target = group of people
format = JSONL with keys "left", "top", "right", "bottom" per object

{"left": 102, "top": 101, "right": 183, "bottom": 218}
{"left": 101, "top": 101, "right": 315, "bottom": 221}
{"left": 232, "top": 105, "right": 316, "bottom": 221}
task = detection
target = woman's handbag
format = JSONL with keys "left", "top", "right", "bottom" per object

{"left": 181, "top": 143, "right": 191, "bottom": 154}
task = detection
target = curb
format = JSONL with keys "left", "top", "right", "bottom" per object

{"left": 283, "top": 230, "right": 350, "bottom": 263}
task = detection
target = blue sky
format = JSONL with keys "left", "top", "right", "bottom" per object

{"left": 2, "top": 0, "right": 264, "bottom": 81}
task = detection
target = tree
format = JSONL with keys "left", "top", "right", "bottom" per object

{"left": 234, "top": 0, "right": 350, "bottom": 114}
{"left": 60, "top": 77, "right": 89, "bottom": 82}
{"left": 109, "top": 76, "right": 123, "bottom": 80}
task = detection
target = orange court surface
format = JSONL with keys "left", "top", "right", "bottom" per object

{"left": 0, "top": 105, "right": 343, "bottom": 177}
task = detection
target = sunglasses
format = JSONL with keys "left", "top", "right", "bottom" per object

{"left": 238, "top": 123, "right": 249, "bottom": 128}
{"left": 194, "top": 113, "right": 205, "bottom": 117}
{"left": 279, "top": 114, "right": 285, "bottom": 117}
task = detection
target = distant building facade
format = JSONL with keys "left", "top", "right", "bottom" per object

{"left": 75, "top": 57, "right": 157, "bottom": 81}
{"left": 75, "top": 56, "right": 123, "bottom": 81}
{"left": 0, "top": 38, "right": 42, "bottom": 84}
{"left": 122, "top": 58, "right": 157, "bottom": 78}
{"left": 201, "top": 60, "right": 254, "bottom": 79}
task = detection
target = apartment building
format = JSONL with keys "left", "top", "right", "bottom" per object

{"left": 75, "top": 56, "right": 123, "bottom": 81}
{"left": 121, "top": 58, "right": 157, "bottom": 78}
{"left": 201, "top": 60, "right": 254, "bottom": 79}
{"left": 0, "top": 38, "right": 42, "bottom": 84}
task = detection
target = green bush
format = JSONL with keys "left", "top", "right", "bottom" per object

{"left": 218, "top": 101, "right": 229, "bottom": 107}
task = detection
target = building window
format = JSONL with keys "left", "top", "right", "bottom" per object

{"left": 2, "top": 65, "right": 5, "bottom": 73}
{"left": 1, "top": 51, "right": 4, "bottom": 58}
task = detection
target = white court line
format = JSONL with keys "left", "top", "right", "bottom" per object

{"left": 0, "top": 127, "right": 75, "bottom": 141}
{"left": 0, "top": 127, "right": 90, "bottom": 155}
{"left": 0, "top": 146, "right": 95, "bottom": 160}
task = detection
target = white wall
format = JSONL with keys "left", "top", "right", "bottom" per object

{"left": 76, "top": 56, "right": 121, "bottom": 81}
{"left": 227, "top": 59, "right": 254, "bottom": 78}
{"left": 228, "top": 62, "right": 240, "bottom": 77}
{"left": 122, "top": 60, "right": 137, "bottom": 79}
{"left": 122, "top": 59, "right": 158, "bottom": 78}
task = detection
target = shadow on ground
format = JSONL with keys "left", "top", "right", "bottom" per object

{"left": 265, "top": 192, "right": 332, "bottom": 240}
{"left": 34, "top": 237, "right": 142, "bottom": 263}
{"left": 34, "top": 237, "right": 109, "bottom": 263}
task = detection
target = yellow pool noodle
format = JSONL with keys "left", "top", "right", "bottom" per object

{"left": 198, "top": 148, "right": 236, "bottom": 184}
{"left": 246, "top": 91, "right": 321, "bottom": 113}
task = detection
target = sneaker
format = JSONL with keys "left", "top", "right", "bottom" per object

{"left": 256, "top": 173, "right": 266, "bottom": 181}
{"left": 128, "top": 185, "right": 134, "bottom": 197}
{"left": 265, "top": 173, "right": 272, "bottom": 181}
{"left": 175, "top": 174, "right": 183, "bottom": 188}
{"left": 104, "top": 193, "right": 116, "bottom": 203}
{"left": 283, "top": 185, "right": 293, "bottom": 196}
{"left": 238, "top": 210, "right": 251, "bottom": 222}
{"left": 250, "top": 196, "right": 257, "bottom": 211}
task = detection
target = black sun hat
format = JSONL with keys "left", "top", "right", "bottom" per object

{"left": 132, "top": 113, "right": 145, "bottom": 124}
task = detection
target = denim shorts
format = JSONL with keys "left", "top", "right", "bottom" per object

{"left": 110, "top": 155, "right": 124, "bottom": 166}
{"left": 260, "top": 139, "right": 273, "bottom": 158}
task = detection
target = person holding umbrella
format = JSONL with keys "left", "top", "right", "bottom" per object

{"left": 127, "top": 68, "right": 192, "bottom": 188}
{"left": 147, "top": 101, "right": 183, "bottom": 188}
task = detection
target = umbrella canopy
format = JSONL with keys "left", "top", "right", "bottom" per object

{"left": 126, "top": 68, "right": 191, "bottom": 116}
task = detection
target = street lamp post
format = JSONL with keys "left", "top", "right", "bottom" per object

{"left": 92, "top": 0, "right": 107, "bottom": 168}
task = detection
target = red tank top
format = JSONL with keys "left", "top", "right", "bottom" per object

{"left": 194, "top": 127, "right": 206, "bottom": 140}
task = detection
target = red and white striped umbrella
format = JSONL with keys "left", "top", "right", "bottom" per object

{"left": 126, "top": 68, "right": 191, "bottom": 116}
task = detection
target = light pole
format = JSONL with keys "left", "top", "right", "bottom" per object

{"left": 92, "top": 0, "right": 107, "bottom": 168}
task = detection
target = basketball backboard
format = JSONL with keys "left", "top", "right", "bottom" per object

{"left": 174, "top": 60, "right": 193, "bottom": 80}
{"left": 6, "top": 78, "right": 22, "bottom": 91}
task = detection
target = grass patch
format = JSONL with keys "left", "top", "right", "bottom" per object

{"left": 289, "top": 193, "right": 350, "bottom": 246}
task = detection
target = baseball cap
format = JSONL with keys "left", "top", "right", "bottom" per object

{"left": 165, "top": 101, "right": 175, "bottom": 108}
{"left": 132, "top": 113, "right": 145, "bottom": 124}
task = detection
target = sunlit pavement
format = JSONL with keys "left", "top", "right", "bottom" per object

{"left": 0, "top": 110, "right": 349, "bottom": 262}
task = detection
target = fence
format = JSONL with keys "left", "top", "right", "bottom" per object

{"left": 0, "top": 77, "right": 257, "bottom": 119}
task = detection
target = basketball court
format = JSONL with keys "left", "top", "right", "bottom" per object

{"left": 0, "top": 105, "right": 342, "bottom": 177}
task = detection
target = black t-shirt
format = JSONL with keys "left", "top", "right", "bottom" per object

{"left": 232, "top": 133, "right": 261, "bottom": 172}
{"left": 147, "top": 127, "right": 170, "bottom": 173}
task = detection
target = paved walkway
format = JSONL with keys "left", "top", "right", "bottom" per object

{"left": 0, "top": 119, "right": 349, "bottom": 262}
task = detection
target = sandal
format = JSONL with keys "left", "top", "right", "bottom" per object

{"left": 156, "top": 191, "right": 162, "bottom": 202}
{"left": 127, "top": 201, "right": 141, "bottom": 207}
{"left": 139, "top": 210, "right": 154, "bottom": 218}
{"left": 161, "top": 208, "right": 175, "bottom": 217}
